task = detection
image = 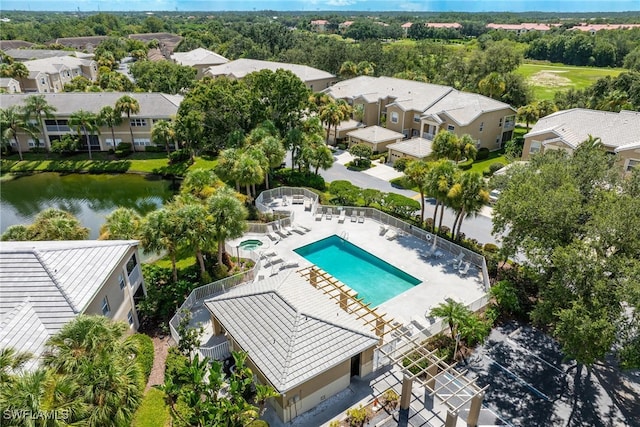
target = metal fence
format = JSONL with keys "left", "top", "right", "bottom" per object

{"left": 198, "top": 341, "right": 231, "bottom": 361}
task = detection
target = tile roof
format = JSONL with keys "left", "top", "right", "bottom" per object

{"left": 387, "top": 137, "right": 434, "bottom": 158}
{"left": 5, "top": 49, "right": 93, "bottom": 61}
{"left": 171, "top": 48, "right": 228, "bottom": 67}
{"left": 205, "top": 58, "right": 335, "bottom": 83}
{"left": 325, "top": 76, "right": 515, "bottom": 125}
{"left": 0, "top": 240, "right": 139, "bottom": 367}
{"left": 0, "top": 92, "right": 182, "bottom": 118}
{"left": 0, "top": 40, "right": 35, "bottom": 50}
{"left": 525, "top": 109, "right": 640, "bottom": 150}
{"left": 426, "top": 23, "right": 462, "bottom": 29}
{"left": 205, "top": 271, "right": 378, "bottom": 393}
{"left": 347, "top": 125, "right": 405, "bottom": 143}
{"left": 22, "top": 56, "right": 95, "bottom": 74}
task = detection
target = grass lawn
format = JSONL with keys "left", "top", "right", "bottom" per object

{"left": 516, "top": 62, "right": 625, "bottom": 101}
{"left": 131, "top": 388, "right": 170, "bottom": 427}
{"left": 154, "top": 254, "right": 196, "bottom": 271}
{"left": 469, "top": 151, "right": 508, "bottom": 175}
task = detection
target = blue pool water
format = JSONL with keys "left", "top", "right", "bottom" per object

{"left": 294, "top": 235, "right": 421, "bottom": 307}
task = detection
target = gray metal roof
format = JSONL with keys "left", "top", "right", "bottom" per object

{"left": 5, "top": 49, "right": 93, "bottom": 61}
{"left": 205, "top": 271, "right": 379, "bottom": 393}
{"left": 205, "top": 58, "right": 335, "bottom": 83}
{"left": 525, "top": 109, "right": 640, "bottom": 150}
{"left": 0, "top": 240, "right": 138, "bottom": 366}
{"left": 325, "top": 76, "right": 515, "bottom": 125}
{"left": 0, "top": 92, "right": 182, "bottom": 118}
{"left": 387, "top": 137, "right": 434, "bottom": 158}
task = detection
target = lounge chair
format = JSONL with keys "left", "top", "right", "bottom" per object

{"left": 290, "top": 224, "right": 306, "bottom": 235}
{"left": 385, "top": 229, "right": 397, "bottom": 240}
{"left": 338, "top": 211, "right": 346, "bottom": 223}
{"left": 423, "top": 242, "right": 438, "bottom": 258}
{"left": 379, "top": 225, "right": 388, "bottom": 236}
{"left": 265, "top": 256, "right": 283, "bottom": 267}
{"left": 350, "top": 210, "right": 358, "bottom": 222}
{"left": 279, "top": 260, "right": 299, "bottom": 270}
{"left": 266, "top": 225, "right": 279, "bottom": 241}
{"left": 295, "top": 223, "right": 311, "bottom": 232}
{"left": 304, "top": 199, "right": 312, "bottom": 211}
{"left": 261, "top": 251, "right": 277, "bottom": 259}
{"left": 449, "top": 252, "right": 465, "bottom": 269}
{"left": 325, "top": 208, "right": 333, "bottom": 220}
{"left": 315, "top": 211, "right": 323, "bottom": 221}
{"left": 459, "top": 262, "right": 471, "bottom": 276}
{"left": 357, "top": 211, "right": 365, "bottom": 223}
{"left": 282, "top": 195, "right": 289, "bottom": 206}
{"left": 292, "top": 194, "right": 304, "bottom": 204}
{"left": 275, "top": 224, "right": 289, "bottom": 239}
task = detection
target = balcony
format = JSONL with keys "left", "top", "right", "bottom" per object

{"left": 422, "top": 132, "right": 435, "bottom": 140}
{"left": 128, "top": 264, "right": 142, "bottom": 289}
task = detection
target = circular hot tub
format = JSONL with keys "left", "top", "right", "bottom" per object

{"left": 238, "top": 239, "right": 264, "bottom": 251}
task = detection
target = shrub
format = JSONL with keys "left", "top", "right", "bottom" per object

{"left": 168, "top": 149, "right": 191, "bottom": 165}
{"left": 128, "top": 333, "right": 155, "bottom": 383}
{"left": 490, "top": 280, "right": 522, "bottom": 317}
{"left": 337, "top": 142, "right": 348, "bottom": 150}
{"left": 329, "top": 180, "right": 361, "bottom": 205}
{"left": 346, "top": 158, "right": 371, "bottom": 170}
{"left": 50, "top": 135, "right": 79, "bottom": 155}
{"left": 482, "top": 168, "right": 492, "bottom": 177}
{"left": 346, "top": 405, "right": 368, "bottom": 426}
{"left": 489, "top": 162, "right": 505, "bottom": 174}
{"left": 370, "top": 152, "right": 386, "bottom": 161}
{"left": 393, "top": 157, "right": 409, "bottom": 172}
{"left": 476, "top": 147, "right": 490, "bottom": 160}
{"left": 116, "top": 142, "right": 132, "bottom": 151}
{"left": 29, "top": 147, "right": 48, "bottom": 154}
{"left": 483, "top": 243, "right": 499, "bottom": 253}
{"left": 115, "top": 149, "right": 131, "bottom": 158}
{"left": 382, "top": 389, "right": 399, "bottom": 410}
{"left": 165, "top": 346, "right": 189, "bottom": 381}
{"left": 380, "top": 193, "right": 420, "bottom": 219}
{"left": 273, "top": 169, "right": 326, "bottom": 190}
{"left": 144, "top": 145, "right": 166, "bottom": 153}
{"left": 457, "top": 158, "right": 473, "bottom": 170}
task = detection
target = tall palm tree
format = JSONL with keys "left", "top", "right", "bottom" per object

{"left": 27, "top": 208, "right": 89, "bottom": 241}
{"left": 404, "top": 160, "right": 431, "bottom": 223}
{"left": 234, "top": 152, "right": 265, "bottom": 199}
{"left": 215, "top": 148, "right": 242, "bottom": 192}
{"left": 23, "top": 94, "right": 57, "bottom": 150}
{"left": 42, "top": 315, "right": 142, "bottom": 427}
{"left": 69, "top": 109, "right": 100, "bottom": 160}
{"left": 478, "top": 72, "right": 506, "bottom": 99}
{"left": 141, "top": 207, "right": 181, "bottom": 282}
{"left": 98, "top": 106, "right": 123, "bottom": 149}
{"left": 258, "top": 135, "right": 286, "bottom": 189}
{"left": 180, "top": 168, "right": 222, "bottom": 201}
{"left": 447, "top": 171, "right": 489, "bottom": 240}
{"left": 432, "top": 130, "right": 459, "bottom": 161}
{"left": 207, "top": 187, "right": 248, "bottom": 266}
{"left": 1, "top": 105, "right": 38, "bottom": 161}
{"left": 150, "top": 119, "right": 175, "bottom": 155}
{"left": 318, "top": 99, "right": 352, "bottom": 143}
{"left": 426, "top": 160, "right": 457, "bottom": 233}
{"left": 115, "top": 95, "right": 140, "bottom": 152}
{"left": 457, "top": 134, "right": 478, "bottom": 163}
{"left": 338, "top": 60, "right": 358, "bottom": 79}
{"left": 174, "top": 195, "right": 217, "bottom": 278}
{"left": 99, "top": 207, "right": 142, "bottom": 240}
{"left": 429, "top": 299, "right": 470, "bottom": 341}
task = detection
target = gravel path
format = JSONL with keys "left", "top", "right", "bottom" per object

{"left": 145, "top": 336, "right": 171, "bottom": 393}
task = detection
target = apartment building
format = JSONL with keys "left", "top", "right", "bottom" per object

{"left": 19, "top": 56, "right": 98, "bottom": 93}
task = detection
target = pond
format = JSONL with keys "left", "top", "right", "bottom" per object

{"left": 0, "top": 173, "right": 175, "bottom": 239}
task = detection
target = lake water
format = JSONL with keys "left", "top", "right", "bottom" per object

{"left": 0, "top": 173, "right": 174, "bottom": 239}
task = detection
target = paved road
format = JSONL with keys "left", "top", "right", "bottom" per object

{"left": 305, "top": 153, "right": 500, "bottom": 245}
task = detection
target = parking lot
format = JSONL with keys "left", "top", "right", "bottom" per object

{"left": 464, "top": 321, "right": 640, "bottom": 426}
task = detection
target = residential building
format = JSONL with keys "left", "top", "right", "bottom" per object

{"left": 347, "top": 125, "right": 404, "bottom": 153}
{"left": 386, "top": 137, "right": 434, "bottom": 164}
{"left": 310, "top": 19, "right": 329, "bottom": 32}
{"left": 324, "top": 76, "right": 517, "bottom": 150}
{"left": 486, "top": 23, "right": 554, "bottom": 35}
{"left": 4, "top": 49, "right": 94, "bottom": 62}
{"left": 0, "top": 77, "right": 21, "bottom": 93}
{"left": 339, "top": 21, "right": 354, "bottom": 32}
{"left": 522, "top": 108, "right": 640, "bottom": 174}
{"left": 171, "top": 47, "right": 229, "bottom": 78}
{"left": 129, "top": 33, "right": 183, "bottom": 60}
{"left": 205, "top": 58, "right": 336, "bottom": 91}
{"left": 570, "top": 23, "right": 640, "bottom": 34}
{"left": 20, "top": 56, "right": 98, "bottom": 93}
{"left": 0, "top": 240, "right": 146, "bottom": 371}
{"left": 0, "top": 39, "right": 34, "bottom": 50}
{"left": 0, "top": 92, "right": 182, "bottom": 152}
{"left": 49, "top": 36, "right": 109, "bottom": 52}
{"left": 426, "top": 22, "right": 462, "bottom": 29}
{"left": 205, "top": 271, "right": 379, "bottom": 423}
{"left": 401, "top": 22, "right": 412, "bottom": 36}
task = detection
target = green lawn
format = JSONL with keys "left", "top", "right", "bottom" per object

{"left": 469, "top": 152, "right": 508, "bottom": 175}
{"left": 131, "top": 388, "right": 170, "bottom": 427}
{"left": 516, "top": 62, "right": 625, "bottom": 101}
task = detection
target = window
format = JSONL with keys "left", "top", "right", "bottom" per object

{"left": 499, "top": 117, "right": 503, "bottom": 127}
{"left": 130, "top": 118, "right": 147, "bottom": 127}
{"left": 627, "top": 159, "right": 639, "bottom": 172}
{"left": 127, "top": 310, "right": 135, "bottom": 327}
{"left": 134, "top": 138, "right": 151, "bottom": 146}
{"left": 101, "top": 297, "right": 110, "bottom": 316}
{"left": 105, "top": 138, "right": 122, "bottom": 146}
{"left": 390, "top": 112, "right": 399, "bottom": 124}
{"left": 413, "top": 113, "right": 420, "bottom": 123}
{"left": 447, "top": 125, "right": 455, "bottom": 131}
{"left": 40, "top": 78, "right": 46, "bottom": 85}
{"left": 119, "top": 274, "right": 126, "bottom": 290}
{"left": 479, "top": 122, "right": 484, "bottom": 132}
{"left": 27, "top": 140, "right": 36, "bottom": 148}
{"left": 126, "top": 254, "right": 138, "bottom": 275}
{"left": 530, "top": 141, "right": 541, "bottom": 154}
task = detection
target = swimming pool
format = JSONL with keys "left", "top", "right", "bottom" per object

{"left": 294, "top": 235, "right": 421, "bottom": 307}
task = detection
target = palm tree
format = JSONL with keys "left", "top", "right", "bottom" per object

{"left": 478, "top": 72, "right": 506, "bottom": 99}
{"left": 447, "top": 171, "right": 489, "bottom": 240}
{"left": 99, "top": 207, "right": 142, "bottom": 240}
{"left": 426, "top": 160, "right": 457, "bottom": 233}
{"left": 43, "top": 315, "right": 142, "bottom": 427}
{"left": 309, "top": 143, "right": 335, "bottom": 175}
{"left": 404, "top": 160, "right": 431, "bottom": 223}
{"left": 115, "top": 95, "right": 140, "bottom": 152}
{"left": 318, "top": 99, "right": 352, "bottom": 143}
{"left": 216, "top": 148, "right": 242, "bottom": 192}
{"left": 517, "top": 103, "right": 539, "bottom": 130}
{"left": 234, "top": 152, "right": 265, "bottom": 199}
{"left": 207, "top": 187, "right": 248, "bottom": 266}
{"left": 0, "top": 347, "right": 32, "bottom": 384}
{"left": 174, "top": 195, "right": 217, "bottom": 278}
{"left": 151, "top": 119, "right": 175, "bottom": 155}
{"left": 429, "top": 299, "right": 471, "bottom": 341}
{"left": 98, "top": 106, "right": 123, "bottom": 149}
{"left": 141, "top": 207, "right": 181, "bottom": 282}
{"left": 432, "top": 130, "right": 459, "bottom": 161}
{"left": 23, "top": 94, "right": 57, "bottom": 150}
{"left": 69, "top": 109, "right": 99, "bottom": 160}
{"left": 457, "top": 134, "right": 478, "bottom": 163}
{"left": 1, "top": 105, "right": 38, "bottom": 161}
{"left": 180, "top": 168, "right": 222, "bottom": 200}
{"left": 356, "top": 61, "right": 375, "bottom": 76}
{"left": 28, "top": 208, "right": 89, "bottom": 241}
{"left": 258, "top": 135, "right": 286, "bottom": 189}
{"left": 339, "top": 60, "right": 358, "bottom": 79}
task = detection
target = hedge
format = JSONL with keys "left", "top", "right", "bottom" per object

{"left": 457, "top": 158, "right": 473, "bottom": 170}
{"left": 128, "top": 333, "right": 155, "bottom": 383}
{"left": 273, "top": 169, "right": 326, "bottom": 190}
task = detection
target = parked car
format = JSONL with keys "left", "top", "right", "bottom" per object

{"left": 489, "top": 189, "right": 501, "bottom": 204}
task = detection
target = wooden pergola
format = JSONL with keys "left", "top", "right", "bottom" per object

{"left": 298, "top": 265, "right": 488, "bottom": 427}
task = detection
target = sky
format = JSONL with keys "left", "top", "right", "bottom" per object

{"left": 2, "top": 0, "right": 640, "bottom": 12}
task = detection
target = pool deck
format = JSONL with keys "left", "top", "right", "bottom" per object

{"left": 227, "top": 199, "right": 487, "bottom": 331}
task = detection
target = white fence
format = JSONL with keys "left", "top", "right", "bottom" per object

{"left": 198, "top": 341, "right": 231, "bottom": 361}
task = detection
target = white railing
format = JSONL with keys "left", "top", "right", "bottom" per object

{"left": 198, "top": 341, "right": 231, "bottom": 361}
{"left": 128, "top": 265, "right": 142, "bottom": 288}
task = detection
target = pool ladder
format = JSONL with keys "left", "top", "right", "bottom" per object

{"left": 340, "top": 231, "right": 349, "bottom": 241}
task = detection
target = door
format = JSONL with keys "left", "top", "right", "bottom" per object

{"left": 350, "top": 353, "right": 361, "bottom": 377}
